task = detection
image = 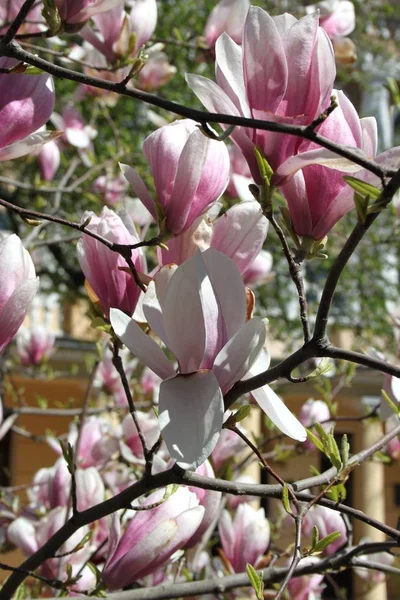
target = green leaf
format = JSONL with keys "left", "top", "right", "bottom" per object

{"left": 326, "top": 483, "right": 347, "bottom": 502}
{"left": 344, "top": 176, "right": 381, "bottom": 200}
{"left": 327, "top": 434, "right": 342, "bottom": 471}
{"left": 341, "top": 434, "right": 350, "bottom": 467}
{"left": 314, "top": 531, "right": 342, "bottom": 553}
{"left": 354, "top": 191, "right": 370, "bottom": 223}
{"left": 281, "top": 484, "right": 292, "bottom": 515}
{"left": 305, "top": 428, "right": 325, "bottom": 453}
{"left": 246, "top": 564, "right": 264, "bottom": 600}
{"left": 253, "top": 147, "right": 273, "bottom": 183}
{"left": 312, "top": 525, "right": 319, "bottom": 550}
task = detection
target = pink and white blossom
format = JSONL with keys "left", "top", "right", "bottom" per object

{"left": 219, "top": 503, "right": 270, "bottom": 573}
{"left": 299, "top": 399, "right": 331, "bottom": 450}
{"left": 303, "top": 505, "right": 347, "bottom": 555}
{"left": 0, "top": 235, "right": 39, "bottom": 354}
{"left": 77, "top": 207, "right": 146, "bottom": 319}
{"left": 54, "top": 0, "right": 123, "bottom": 28}
{"left": 204, "top": 0, "right": 250, "bottom": 47}
{"left": 103, "top": 487, "right": 204, "bottom": 589}
{"left": 121, "top": 119, "right": 230, "bottom": 235}
{"left": 16, "top": 326, "right": 56, "bottom": 367}
{"left": 306, "top": 1, "right": 355, "bottom": 39}
{"left": 0, "top": 59, "right": 56, "bottom": 162}
{"left": 187, "top": 7, "right": 336, "bottom": 181}
{"left": 111, "top": 248, "right": 306, "bottom": 469}
{"left": 38, "top": 138, "right": 60, "bottom": 181}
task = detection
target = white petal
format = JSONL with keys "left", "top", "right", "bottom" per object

{"left": 158, "top": 371, "right": 224, "bottom": 469}
{"left": 110, "top": 308, "right": 175, "bottom": 380}
{"left": 252, "top": 385, "right": 306, "bottom": 441}
{"left": 214, "top": 317, "right": 267, "bottom": 394}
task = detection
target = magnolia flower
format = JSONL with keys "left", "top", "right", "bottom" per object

{"left": 16, "top": 326, "right": 56, "bottom": 367}
{"left": 38, "top": 138, "right": 60, "bottom": 181}
{"left": 274, "top": 91, "right": 400, "bottom": 240}
{"left": 93, "top": 173, "right": 128, "bottom": 205}
{"left": 54, "top": 0, "right": 123, "bottom": 29}
{"left": 111, "top": 248, "right": 306, "bottom": 469}
{"left": 51, "top": 104, "right": 97, "bottom": 149}
{"left": 306, "top": 1, "right": 355, "bottom": 39}
{"left": 204, "top": 0, "right": 250, "bottom": 47}
{"left": 121, "top": 411, "right": 161, "bottom": 463}
{"left": 77, "top": 207, "right": 146, "bottom": 318}
{"left": 158, "top": 200, "right": 269, "bottom": 280}
{"left": 0, "top": 0, "right": 43, "bottom": 34}
{"left": 187, "top": 7, "right": 336, "bottom": 181}
{"left": 121, "top": 119, "right": 230, "bottom": 235}
{"left": 137, "top": 47, "right": 177, "bottom": 91}
{"left": 385, "top": 415, "right": 400, "bottom": 460}
{"left": 299, "top": 399, "right": 331, "bottom": 451}
{"left": 0, "top": 235, "right": 39, "bottom": 354}
{"left": 355, "top": 541, "right": 395, "bottom": 585}
{"left": 303, "top": 505, "right": 347, "bottom": 555}
{"left": 226, "top": 145, "right": 253, "bottom": 200}
{"left": 288, "top": 558, "right": 325, "bottom": 599}
{"left": 0, "top": 58, "right": 56, "bottom": 162}
{"left": 186, "top": 461, "right": 222, "bottom": 547}
{"left": 219, "top": 504, "right": 270, "bottom": 572}
{"left": 8, "top": 509, "right": 95, "bottom": 592}
{"left": 212, "top": 426, "right": 248, "bottom": 470}
{"left": 129, "top": 0, "right": 158, "bottom": 54}
{"left": 103, "top": 488, "right": 204, "bottom": 589}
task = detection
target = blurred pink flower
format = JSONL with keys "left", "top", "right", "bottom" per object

{"left": 16, "top": 326, "right": 55, "bottom": 366}
{"left": 204, "top": 0, "right": 250, "bottom": 47}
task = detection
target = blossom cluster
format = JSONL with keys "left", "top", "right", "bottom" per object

{"left": 0, "top": 0, "right": 399, "bottom": 597}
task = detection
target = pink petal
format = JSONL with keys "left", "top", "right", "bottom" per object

{"left": 120, "top": 163, "right": 157, "bottom": 220}
{"left": 242, "top": 7, "right": 288, "bottom": 112}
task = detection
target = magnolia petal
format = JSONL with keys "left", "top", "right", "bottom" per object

{"left": 120, "top": 163, "right": 157, "bottom": 220}
{"left": 65, "top": 128, "right": 91, "bottom": 149}
{"left": 110, "top": 308, "right": 175, "bottom": 380}
{"left": 211, "top": 201, "right": 268, "bottom": 275}
{"left": 0, "top": 131, "right": 61, "bottom": 162}
{"left": 167, "top": 129, "right": 210, "bottom": 233}
{"left": 252, "top": 385, "right": 306, "bottom": 441}
{"left": 215, "top": 33, "right": 250, "bottom": 118}
{"left": 158, "top": 371, "right": 224, "bottom": 469}
{"left": 274, "top": 147, "right": 366, "bottom": 186}
{"left": 214, "top": 317, "right": 267, "bottom": 394}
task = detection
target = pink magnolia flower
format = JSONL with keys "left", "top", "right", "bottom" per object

{"left": 274, "top": 92, "right": 400, "bottom": 240}
{"left": 52, "top": 104, "right": 97, "bottom": 149}
{"left": 38, "top": 138, "right": 60, "bottom": 181}
{"left": 93, "top": 173, "right": 128, "bottom": 205}
{"left": 186, "top": 461, "right": 222, "bottom": 547}
{"left": 299, "top": 398, "right": 331, "bottom": 450}
{"left": 288, "top": 558, "right": 325, "bottom": 600}
{"left": 54, "top": 0, "right": 123, "bottom": 29}
{"left": 68, "top": 416, "right": 120, "bottom": 468}
{"left": 0, "top": 235, "right": 39, "bottom": 354}
{"left": 219, "top": 504, "right": 270, "bottom": 573}
{"left": 80, "top": 4, "right": 128, "bottom": 63}
{"left": 0, "top": 59, "right": 56, "bottom": 162}
{"left": 8, "top": 509, "right": 96, "bottom": 592}
{"left": 137, "top": 46, "right": 177, "bottom": 91}
{"left": 121, "top": 119, "right": 230, "bottom": 235}
{"left": 187, "top": 7, "right": 336, "bottom": 182}
{"left": 158, "top": 200, "right": 269, "bottom": 280}
{"left": 0, "top": 0, "right": 43, "bottom": 34}
{"left": 111, "top": 248, "right": 306, "bottom": 468}
{"left": 303, "top": 505, "right": 347, "bottom": 555}
{"left": 306, "top": 1, "right": 355, "bottom": 39}
{"left": 212, "top": 426, "right": 248, "bottom": 470}
{"left": 77, "top": 207, "right": 146, "bottom": 319}
{"left": 121, "top": 411, "right": 160, "bottom": 463}
{"left": 204, "top": 0, "right": 250, "bottom": 47}
{"left": 274, "top": 92, "right": 374, "bottom": 240}
{"left": 103, "top": 487, "right": 204, "bottom": 589}
{"left": 16, "top": 326, "right": 55, "bottom": 367}
{"left": 355, "top": 542, "right": 395, "bottom": 585}
{"left": 129, "top": 0, "right": 158, "bottom": 54}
